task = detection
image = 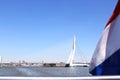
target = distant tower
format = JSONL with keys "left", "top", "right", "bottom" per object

{"left": 0, "top": 56, "right": 2, "bottom": 67}
{"left": 65, "top": 36, "right": 76, "bottom": 67}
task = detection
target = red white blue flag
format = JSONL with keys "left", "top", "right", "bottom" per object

{"left": 90, "top": 0, "right": 120, "bottom": 75}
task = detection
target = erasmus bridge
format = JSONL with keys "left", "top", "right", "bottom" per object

{"left": 65, "top": 36, "right": 89, "bottom": 67}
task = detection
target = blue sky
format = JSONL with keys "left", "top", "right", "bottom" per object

{"left": 0, "top": 0, "right": 118, "bottom": 63}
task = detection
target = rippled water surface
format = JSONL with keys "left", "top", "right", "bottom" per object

{"left": 0, "top": 66, "right": 91, "bottom": 77}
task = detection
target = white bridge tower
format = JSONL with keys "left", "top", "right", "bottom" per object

{"left": 65, "top": 36, "right": 89, "bottom": 67}
{"left": 65, "top": 36, "right": 76, "bottom": 67}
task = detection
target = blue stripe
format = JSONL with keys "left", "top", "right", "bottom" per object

{"left": 90, "top": 48, "right": 120, "bottom": 75}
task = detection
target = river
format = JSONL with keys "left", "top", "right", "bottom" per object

{"left": 0, "top": 66, "right": 91, "bottom": 77}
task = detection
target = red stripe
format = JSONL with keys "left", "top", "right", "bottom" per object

{"left": 105, "top": 0, "right": 120, "bottom": 27}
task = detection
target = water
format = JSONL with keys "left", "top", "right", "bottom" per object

{"left": 0, "top": 67, "right": 118, "bottom": 80}
{"left": 0, "top": 66, "right": 91, "bottom": 77}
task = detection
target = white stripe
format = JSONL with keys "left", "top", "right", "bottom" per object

{"left": 106, "top": 14, "right": 120, "bottom": 58}
{"left": 90, "top": 24, "right": 110, "bottom": 71}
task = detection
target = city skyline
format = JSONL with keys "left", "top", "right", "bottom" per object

{"left": 0, "top": 0, "right": 117, "bottom": 63}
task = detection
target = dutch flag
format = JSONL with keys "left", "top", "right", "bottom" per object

{"left": 90, "top": 0, "right": 120, "bottom": 75}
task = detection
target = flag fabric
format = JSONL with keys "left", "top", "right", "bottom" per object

{"left": 90, "top": 0, "right": 120, "bottom": 75}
